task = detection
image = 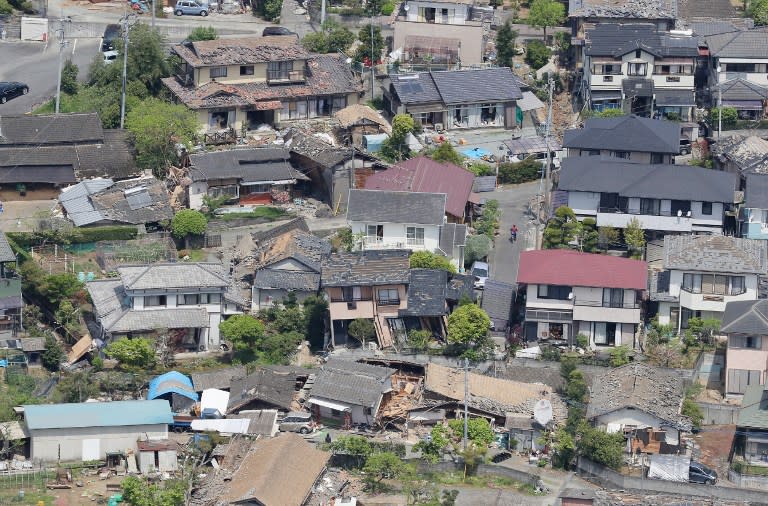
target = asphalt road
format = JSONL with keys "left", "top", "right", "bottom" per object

{"left": 0, "top": 38, "right": 101, "bottom": 115}
{"left": 487, "top": 181, "right": 540, "bottom": 285}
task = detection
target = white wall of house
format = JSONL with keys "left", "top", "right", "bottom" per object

{"left": 189, "top": 181, "right": 209, "bottom": 210}
{"left": 595, "top": 408, "right": 680, "bottom": 445}
{"left": 586, "top": 50, "right": 695, "bottom": 92}
{"left": 525, "top": 284, "right": 574, "bottom": 311}
{"left": 30, "top": 424, "right": 168, "bottom": 462}
{"left": 138, "top": 449, "right": 178, "bottom": 473}
{"left": 350, "top": 221, "right": 441, "bottom": 252}
{"left": 252, "top": 287, "right": 313, "bottom": 311}
{"left": 404, "top": 1, "right": 469, "bottom": 24}
{"left": 312, "top": 397, "right": 380, "bottom": 425}
{"left": 715, "top": 58, "right": 768, "bottom": 86}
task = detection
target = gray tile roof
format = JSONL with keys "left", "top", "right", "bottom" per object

{"left": 717, "top": 78, "right": 768, "bottom": 101}
{"left": 253, "top": 217, "right": 309, "bottom": 242}
{"left": 227, "top": 409, "right": 278, "bottom": 436}
{"left": 446, "top": 273, "right": 475, "bottom": 302}
{"left": 568, "top": 0, "right": 676, "bottom": 19}
{"left": 87, "top": 279, "right": 129, "bottom": 330}
{"left": 563, "top": 115, "right": 680, "bottom": 154}
{"left": 585, "top": 23, "right": 698, "bottom": 58}
{"left": 190, "top": 366, "right": 246, "bottom": 392}
{"left": 722, "top": 299, "right": 768, "bottom": 334}
{"left": 254, "top": 268, "right": 320, "bottom": 291}
{"left": 20, "top": 337, "right": 45, "bottom": 352}
{"left": 654, "top": 89, "right": 695, "bottom": 106}
{"left": 285, "top": 129, "right": 351, "bottom": 169}
{"left": 347, "top": 189, "right": 446, "bottom": 225}
{"left": 189, "top": 147, "right": 308, "bottom": 183}
{"left": 399, "top": 269, "right": 448, "bottom": 317}
{"left": 229, "top": 366, "right": 311, "bottom": 412}
{"left": 118, "top": 263, "right": 230, "bottom": 291}
{"left": 438, "top": 223, "right": 467, "bottom": 257}
{"left": 0, "top": 113, "right": 103, "bottom": 145}
{"left": 587, "top": 363, "right": 692, "bottom": 431}
{"left": 480, "top": 280, "right": 515, "bottom": 323}
{"left": 558, "top": 157, "right": 737, "bottom": 202}
{"left": 311, "top": 359, "right": 395, "bottom": 408}
{"left": 321, "top": 250, "right": 411, "bottom": 287}
{"left": 746, "top": 173, "right": 768, "bottom": 209}
{"left": 0, "top": 232, "right": 16, "bottom": 263}
{"left": 108, "top": 307, "right": 209, "bottom": 333}
{"left": 689, "top": 20, "right": 745, "bottom": 37}
{"left": 663, "top": 235, "right": 768, "bottom": 274}
{"left": 706, "top": 29, "right": 768, "bottom": 58}
{"left": 390, "top": 68, "right": 523, "bottom": 106}
{"left": 738, "top": 382, "right": 768, "bottom": 429}
{"left": 712, "top": 135, "right": 768, "bottom": 174}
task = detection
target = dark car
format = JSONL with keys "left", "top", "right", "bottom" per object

{"left": 262, "top": 26, "right": 295, "bottom": 36}
{"left": 0, "top": 82, "right": 29, "bottom": 104}
{"left": 689, "top": 461, "right": 718, "bottom": 485}
{"left": 679, "top": 139, "right": 692, "bottom": 155}
{"left": 101, "top": 24, "right": 121, "bottom": 52}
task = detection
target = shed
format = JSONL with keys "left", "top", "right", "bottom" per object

{"left": 147, "top": 371, "right": 198, "bottom": 413}
{"left": 23, "top": 400, "right": 172, "bottom": 462}
{"left": 363, "top": 134, "right": 388, "bottom": 153}
{"left": 200, "top": 388, "right": 230, "bottom": 419}
{"left": 137, "top": 439, "right": 178, "bottom": 473}
{"left": 559, "top": 488, "right": 596, "bottom": 506}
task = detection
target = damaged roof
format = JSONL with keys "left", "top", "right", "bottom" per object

{"left": 321, "top": 250, "right": 411, "bottom": 287}
{"left": 254, "top": 269, "right": 321, "bottom": 291}
{"left": 188, "top": 147, "right": 308, "bottom": 183}
{"left": 0, "top": 112, "right": 104, "bottom": 145}
{"left": 663, "top": 235, "right": 768, "bottom": 274}
{"left": 311, "top": 359, "right": 395, "bottom": 408}
{"left": 334, "top": 104, "right": 391, "bottom": 133}
{"left": 711, "top": 135, "right": 768, "bottom": 174}
{"left": 190, "top": 366, "right": 246, "bottom": 392}
{"left": 585, "top": 23, "right": 699, "bottom": 58}
{"left": 228, "top": 366, "right": 309, "bottom": 412}
{"left": 162, "top": 54, "right": 363, "bottom": 110}
{"left": 400, "top": 269, "right": 449, "bottom": 317}
{"left": 587, "top": 363, "right": 692, "bottom": 431}
{"left": 253, "top": 228, "right": 331, "bottom": 272}
{"left": 568, "top": 0, "right": 677, "bottom": 19}
{"left": 390, "top": 68, "right": 522, "bottom": 106}
{"left": 171, "top": 36, "right": 308, "bottom": 66}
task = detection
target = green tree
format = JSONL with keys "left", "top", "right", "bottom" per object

{"left": 685, "top": 317, "right": 720, "bottom": 346}
{"left": 171, "top": 209, "right": 208, "bottom": 248}
{"left": 495, "top": 21, "right": 519, "bottom": 68}
{"left": 42, "top": 273, "right": 83, "bottom": 307}
{"left": 54, "top": 299, "right": 82, "bottom": 341}
{"left": 406, "top": 329, "right": 432, "bottom": 351}
{"left": 301, "top": 32, "right": 328, "bottom": 53}
{"left": 429, "top": 142, "right": 464, "bottom": 166}
{"left": 553, "top": 31, "right": 571, "bottom": 55}
{"left": 348, "top": 318, "right": 376, "bottom": 348}
{"left": 560, "top": 355, "right": 578, "bottom": 379}
{"left": 414, "top": 424, "right": 451, "bottom": 462}
{"left": 257, "top": 330, "right": 303, "bottom": 364}
{"left": 543, "top": 206, "right": 581, "bottom": 249}
{"left": 381, "top": 113, "right": 414, "bottom": 162}
{"left": 580, "top": 217, "right": 599, "bottom": 252}
{"left": 121, "top": 476, "right": 186, "bottom": 506}
{"left": 363, "top": 452, "right": 413, "bottom": 492}
{"left": 447, "top": 303, "right": 492, "bottom": 360}
{"left": 0, "top": 0, "right": 12, "bottom": 15}
{"left": 254, "top": 0, "right": 283, "bottom": 20}
{"left": 525, "top": 40, "right": 552, "bottom": 70}
{"left": 464, "top": 235, "right": 492, "bottom": 266}
{"left": 105, "top": 338, "right": 156, "bottom": 368}
{"left": 409, "top": 251, "right": 457, "bottom": 273}
{"left": 302, "top": 21, "right": 355, "bottom": 53}
{"left": 187, "top": 26, "right": 218, "bottom": 41}
{"left": 528, "top": 0, "right": 565, "bottom": 42}
{"left": 708, "top": 106, "right": 738, "bottom": 128}
{"left": 303, "top": 295, "right": 328, "bottom": 349}
{"left": 356, "top": 24, "right": 385, "bottom": 63}
{"left": 53, "top": 370, "right": 101, "bottom": 403}
{"left": 577, "top": 422, "right": 626, "bottom": 469}
{"left": 219, "top": 314, "right": 265, "bottom": 362}
{"left": 41, "top": 334, "right": 65, "bottom": 372}
{"left": 598, "top": 226, "right": 620, "bottom": 251}
{"left": 61, "top": 59, "right": 79, "bottom": 95}
{"left": 124, "top": 98, "right": 198, "bottom": 175}
{"left": 624, "top": 217, "right": 645, "bottom": 259}
{"left": 748, "top": 0, "right": 768, "bottom": 25}
{"left": 497, "top": 158, "right": 541, "bottom": 184}
{"left": 565, "top": 370, "right": 588, "bottom": 403}
{"left": 609, "top": 345, "right": 630, "bottom": 367}
{"left": 595, "top": 108, "right": 625, "bottom": 118}
{"left": 552, "top": 427, "right": 576, "bottom": 468}
{"left": 125, "top": 24, "right": 170, "bottom": 95}
{"left": 448, "top": 417, "right": 494, "bottom": 447}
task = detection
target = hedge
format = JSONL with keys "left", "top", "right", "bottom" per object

{"left": 7, "top": 225, "right": 139, "bottom": 248}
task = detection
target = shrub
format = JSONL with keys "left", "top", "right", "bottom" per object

{"left": 498, "top": 158, "right": 541, "bottom": 184}
{"left": 525, "top": 40, "right": 552, "bottom": 70}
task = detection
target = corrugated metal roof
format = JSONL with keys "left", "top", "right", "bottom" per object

{"left": 23, "top": 400, "right": 173, "bottom": 430}
{"left": 148, "top": 371, "right": 198, "bottom": 402}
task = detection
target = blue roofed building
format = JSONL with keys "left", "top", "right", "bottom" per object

{"left": 147, "top": 371, "right": 199, "bottom": 413}
{"left": 23, "top": 400, "right": 173, "bottom": 462}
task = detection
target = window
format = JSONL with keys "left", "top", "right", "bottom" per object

{"left": 591, "top": 63, "right": 621, "bottom": 75}
{"left": 599, "top": 193, "right": 628, "bottom": 213}
{"left": 364, "top": 407, "right": 373, "bottom": 415}
{"left": 332, "top": 95, "right": 347, "bottom": 111}
{"left": 730, "top": 276, "right": 745, "bottom": 295}
{"left": 594, "top": 322, "right": 617, "bottom": 346}
{"left": 180, "top": 294, "right": 200, "bottom": 305}
{"left": 682, "top": 274, "right": 745, "bottom": 295}
{"left": 331, "top": 408, "right": 342, "bottom": 416}
{"left": 602, "top": 288, "right": 625, "bottom": 308}
{"left": 240, "top": 65, "right": 254, "bottom": 76}
{"left": 367, "top": 224, "right": 383, "bottom": 242}
{"left": 627, "top": 63, "right": 647, "bottom": 76}
{"left": 724, "top": 63, "right": 756, "bottom": 73}
{"left": 341, "top": 286, "right": 363, "bottom": 302}
{"left": 640, "top": 198, "right": 661, "bottom": 215}
{"left": 537, "top": 285, "right": 571, "bottom": 300}
{"left": 670, "top": 200, "right": 691, "bottom": 216}
{"left": 635, "top": 49, "right": 642, "bottom": 58}
{"left": 378, "top": 288, "right": 400, "bottom": 305}
{"left": 145, "top": 295, "right": 166, "bottom": 307}
{"left": 701, "top": 202, "right": 713, "bottom": 215}
{"left": 406, "top": 226, "right": 425, "bottom": 246}
{"left": 747, "top": 336, "right": 762, "bottom": 349}
{"left": 613, "top": 151, "right": 630, "bottom": 159}
{"left": 666, "top": 76, "right": 680, "bottom": 83}
{"left": 603, "top": 75, "right": 614, "bottom": 82}
{"left": 209, "top": 66, "right": 227, "bottom": 78}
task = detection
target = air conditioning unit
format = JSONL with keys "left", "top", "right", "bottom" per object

{"left": 347, "top": 302, "right": 357, "bottom": 310}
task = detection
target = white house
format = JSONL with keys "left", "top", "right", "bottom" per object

{"left": 87, "top": 263, "right": 245, "bottom": 352}
{"left": 707, "top": 30, "right": 768, "bottom": 118}
{"left": 559, "top": 157, "right": 737, "bottom": 235}
{"left": 23, "top": 400, "right": 172, "bottom": 462}
{"left": 655, "top": 235, "right": 768, "bottom": 330}
{"left": 517, "top": 250, "right": 647, "bottom": 348}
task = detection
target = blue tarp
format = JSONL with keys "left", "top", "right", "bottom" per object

{"left": 148, "top": 371, "right": 198, "bottom": 402}
{"left": 462, "top": 147, "right": 490, "bottom": 160}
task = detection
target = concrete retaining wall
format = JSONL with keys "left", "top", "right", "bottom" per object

{"left": 697, "top": 402, "right": 739, "bottom": 425}
{"left": 728, "top": 469, "right": 768, "bottom": 492}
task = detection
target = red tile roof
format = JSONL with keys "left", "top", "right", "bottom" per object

{"left": 363, "top": 156, "right": 474, "bottom": 219}
{"left": 517, "top": 250, "right": 648, "bottom": 290}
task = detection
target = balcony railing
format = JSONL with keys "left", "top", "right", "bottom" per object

{"left": 598, "top": 206, "right": 691, "bottom": 217}
{"left": 330, "top": 296, "right": 373, "bottom": 303}
{"left": 573, "top": 300, "right": 640, "bottom": 309}
{"left": 377, "top": 298, "right": 401, "bottom": 306}
{"left": 267, "top": 69, "right": 306, "bottom": 83}
{"left": 525, "top": 308, "right": 573, "bottom": 323}
{"left": 680, "top": 287, "right": 745, "bottom": 296}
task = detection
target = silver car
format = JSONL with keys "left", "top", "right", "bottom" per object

{"left": 279, "top": 412, "right": 315, "bottom": 434}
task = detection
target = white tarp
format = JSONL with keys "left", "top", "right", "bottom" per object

{"left": 200, "top": 388, "right": 230, "bottom": 418}
{"left": 21, "top": 17, "right": 48, "bottom": 41}
{"left": 648, "top": 454, "right": 690, "bottom": 482}
{"left": 191, "top": 418, "right": 250, "bottom": 435}
{"left": 308, "top": 398, "right": 351, "bottom": 412}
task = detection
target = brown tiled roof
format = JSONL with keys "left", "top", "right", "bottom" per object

{"left": 226, "top": 433, "right": 329, "bottom": 505}
{"left": 334, "top": 104, "right": 391, "bottom": 132}
{"left": 162, "top": 55, "right": 363, "bottom": 110}
{"left": 171, "top": 36, "right": 308, "bottom": 66}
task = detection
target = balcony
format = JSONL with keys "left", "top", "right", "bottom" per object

{"left": 267, "top": 69, "right": 306, "bottom": 84}
{"left": 362, "top": 237, "right": 426, "bottom": 251}
{"left": 573, "top": 300, "right": 639, "bottom": 309}
{"left": 596, "top": 208, "right": 693, "bottom": 232}
{"left": 525, "top": 308, "right": 573, "bottom": 323}
{"left": 572, "top": 298, "right": 641, "bottom": 324}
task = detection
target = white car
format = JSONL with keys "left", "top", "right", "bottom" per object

{"left": 471, "top": 261, "right": 489, "bottom": 290}
{"left": 103, "top": 51, "right": 119, "bottom": 65}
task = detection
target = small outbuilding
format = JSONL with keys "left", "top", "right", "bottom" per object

{"left": 137, "top": 439, "right": 178, "bottom": 473}
{"left": 147, "top": 371, "right": 198, "bottom": 413}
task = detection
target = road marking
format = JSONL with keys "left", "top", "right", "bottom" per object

{"left": 71, "top": 38, "right": 77, "bottom": 55}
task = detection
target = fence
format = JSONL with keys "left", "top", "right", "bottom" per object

{"left": 696, "top": 402, "right": 739, "bottom": 425}
{"left": 0, "top": 467, "right": 52, "bottom": 491}
{"left": 95, "top": 233, "right": 177, "bottom": 272}
{"left": 728, "top": 468, "right": 768, "bottom": 491}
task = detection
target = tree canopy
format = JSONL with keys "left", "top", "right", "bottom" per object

{"left": 348, "top": 318, "right": 377, "bottom": 347}
{"left": 543, "top": 206, "right": 581, "bottom": 249}
{"left": 409, "top": 251, "right": 457, "bottom": 273}
{"left": 495, "top": 21, "right": 519, "bottom": 69}
{"left": 528, "top": 0, "right": 565, "bottom": 41}
{"left": 429, "top": 142, "right": 464, "bottom": 166}
{"left": 748, "top": 0, "right": 768, "bottom": 25}
{"left": 219, "top": 314, "right": 265, "bottom": 362}
{"left": 301, "top": 21, "right": 355, "bottom": 53}
{"left": 525, "top": 40, "right": 552, "bottom": 70}
{"left": 624, "top": 217, "right": 645, "bottom": 259}
{"left": 105, "top": 338, "right": 156, "bottom": 369}
{"left": 447, "top": 304, "right": 492, "bottom": 359}
{"left": 380, "top": 113, "right": 414, "bottom": 161}
{"left": 171, "top": 209, "right": 208, "bottom": 240}
{"left": 356, "top": 24, "right": 385, "bottom": 63}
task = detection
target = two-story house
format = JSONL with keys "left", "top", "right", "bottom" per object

{"left": 559, "top": 157, "right": 737, "bottom": 235}
{"left": 347, "top": 189, "right": 466, "bottom": 269}
{"left": 87, "top": 263, "right": 245, "bottom": 352}
{"left": 582, "top": 24, "right": 699, "bottom": 119}
{"left": 722, "top": 299, "right": 768, "bottom": 396}
{"left": 383, "top": 68, "right": 523, "bottom": 130}
{"left": 741, "top": 173, "right": 768, "bottom": 240}
{"left": 562, "top": 115, "right": 680, "bottom": 164}
{"left": 321, "top": 250, "right": 411, "bottom": 349}
{"left": 654, "top": 235, "right": 768, "bottom": 331}
{"left": 517, "top": 250, "right": 647, "bottom": 348}
{"left": 736, "top": 381, "right": 768, "bottom": 466}
{"left": 706, "top": 30, "right": 768, "bottom": 119}
{"left": 393, "top": 0, "right": 487, "bottom": 66}
{"left": 161, "top": 37, "right": 363, "bottom": 133}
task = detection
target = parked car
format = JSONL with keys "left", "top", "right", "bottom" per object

{"left": 262, "top": 26, "right": 295, "bottom": 36}
{"left": 101, "top": 24, "right": 120, "bottom": 52}
{"left": 679, "top": 139, "right": 692, "bottom": 155}
{"left": 689, "top": 461, "right": 717, "bottom": 485}
{"left": 471, "top": 261, "right": 489, "bottom": 290}
{"left": 509, "top": 151, "right": 561, "bottom": 169}
{"left": 278, "top": 411, "right": 315, "bottom": 434}
{"left": 174, "top": 0, "right": 209, "bottom": 16}
{"left": 0, "top": 82, "right": 29, "bottom": 104}
{"left": 103, "top": 50, "right": 118, "bottom": 65}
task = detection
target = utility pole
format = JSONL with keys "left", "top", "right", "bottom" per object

{"left": 151, "top": 0, "right": 155, "bottom": 28}
{"left": 543, "top": 76, "right": 554, "bottom": 218}
{"left": 54, "top": 14, "right": 71, "bottom": 114}
{"left": 119, "top": 12, "right": 137, "bottom": 129}
{"left": 717, "top": 65, "right": 722, "bottom": 141}
{"left": 320, "top": 0, "right": 326, "bottom": 25}
{"left": 370, "top": 20, "right": 375, "bottom": 101}
{"left": 463, "top": 357, "right": 469, "bottom": 451}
